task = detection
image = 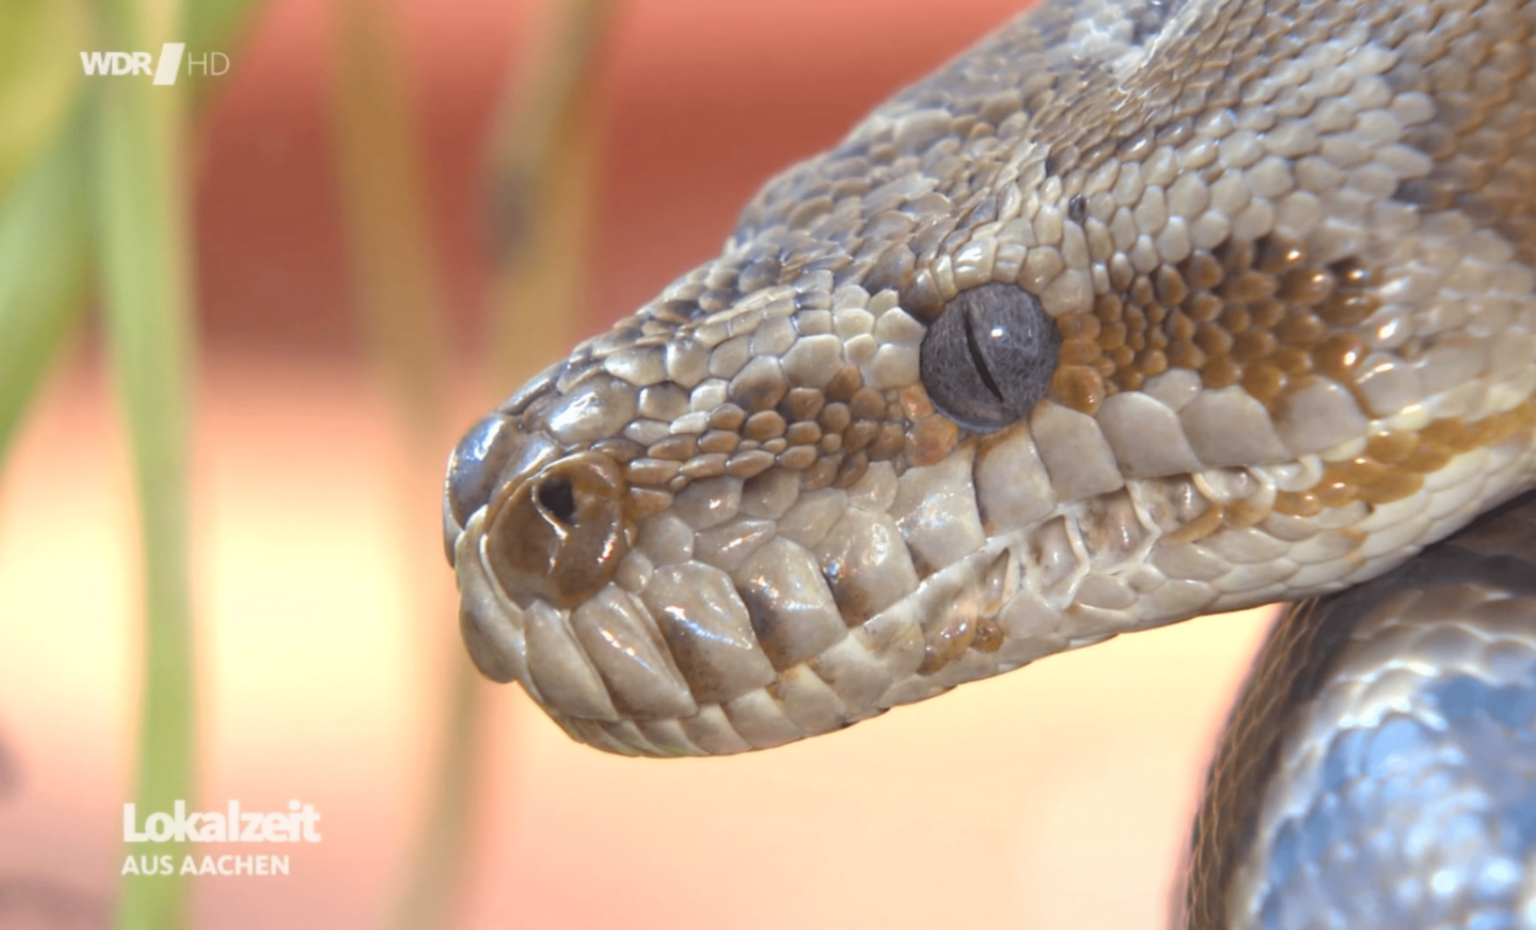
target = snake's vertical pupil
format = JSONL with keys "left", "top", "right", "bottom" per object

{"left": 961, "top": 308, "right": 1009, "bottom": 403}
{"left": 919, "top": 282, "right": 1061, "bottom": 432}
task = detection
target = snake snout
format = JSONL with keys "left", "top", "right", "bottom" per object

{"left": 443, "top": 413, "right": 518, "bottom": 564}
{"left": 443, "top": 414, "right": 564, "bottom": 569}
{"left": 443, "top": 360, "right": 578, "bottom": 564}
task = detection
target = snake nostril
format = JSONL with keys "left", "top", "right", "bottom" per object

{"left": 482, "top": 452, "right": 631, "bottom": 609}
{"left": 536, "top": 476, "right": 578, "bottom": 526}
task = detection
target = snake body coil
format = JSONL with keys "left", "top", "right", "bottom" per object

{"left": 445, "top": 0, "right": 1536, "bottom": 924}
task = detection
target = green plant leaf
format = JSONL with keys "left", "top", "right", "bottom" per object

{"left": 0, "top": 104, "right": 90, "bottom": 472}
{"left": 183, "top": 0, "right": 263, "bottom": 59}
{"left": 89, "top": 2, "right": 197, "bottom": 927}
{"left": 182, "top": 0, "right": 266, "bottom": 109}
{"left": 0, "top": 0, "right": 89, "bottom": 205}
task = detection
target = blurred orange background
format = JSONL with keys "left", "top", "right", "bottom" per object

{"left": 0, "top": 1, "right": 1278, "bottom": 928}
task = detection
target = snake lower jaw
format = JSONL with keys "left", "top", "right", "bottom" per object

{"left": 446, "top": 466, "right": 1239, "bottom": 755}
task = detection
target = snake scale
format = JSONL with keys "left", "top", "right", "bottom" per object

{"left": 443, "top": 0, "right": 1536, "bottom": 925}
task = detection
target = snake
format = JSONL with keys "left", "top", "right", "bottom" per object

{"left": 442, "top": 0, "right": 1536, "bottom": 925}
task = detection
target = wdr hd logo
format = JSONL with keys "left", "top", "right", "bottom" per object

{"left": 79, "top": 43, "right": 229, "bottom": 86}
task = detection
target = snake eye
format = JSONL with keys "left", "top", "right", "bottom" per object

{"left": 482, "top": 452, "right": 631, "bottom": 609}
{"left": 918, "top": 282, "right": 1061, "bottom": 432}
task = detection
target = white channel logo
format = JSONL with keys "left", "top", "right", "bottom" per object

{"left": 120, "top": 800, "right": 320, "bottom": 877}
{"left": 79, "top": 43, "right": 229, "bottom": 85}
{"left": 123, "top": 800, "right": 322, "bottom": 843}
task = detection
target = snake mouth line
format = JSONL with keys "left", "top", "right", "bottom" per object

{"left": 450, "top": 442, "right": 1295, "bottom": 756}
{"left": 452, "top": 394, "right": 1536, "bottom": 757}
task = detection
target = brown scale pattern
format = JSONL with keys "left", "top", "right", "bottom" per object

{"left": 699, "top": 0, "right": 1372, "bottom": 330}
{"left": 545, "top": 0, "right": 1536, "bottom": 524}
{"left": 619, "top": 362, "right": 937, "bottom": 503}
{"left": 1382, "top": 0, "right": 1536, "bottom": 264}
{"left": 1043, "top": 221, "right": 1536, "bottom": 508}
{"left": 1275, "top": 397, "right": 1536, "bottom": 514}
{"left": 1046, "top": 233, "right": 1383, "bottom": 416}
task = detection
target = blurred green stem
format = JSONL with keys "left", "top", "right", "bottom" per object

{"left": 329, "top": 3, "right": 476, "bottom": 929}
{"left": 484, "top": 0, "right": 617, "bottom": 381}
{"left": 384, "top": 662, "right": 484, "bottom": 930}
{"left": 90, "top": 1, "right": 196, "bottom": 929}
{"left": 331, "top": 1, "right": 619, "bottom": 927}
{"left": 331, "top": 0, "right": 448, "bottom": 427}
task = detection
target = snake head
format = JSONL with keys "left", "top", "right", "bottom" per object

{"left": 446, "top": 0, "right": 1536, "bottom": 756}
